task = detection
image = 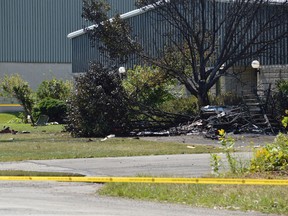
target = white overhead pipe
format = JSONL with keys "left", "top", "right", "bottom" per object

{"left": 67, "top": 0, "right": 170, "bottom": 39}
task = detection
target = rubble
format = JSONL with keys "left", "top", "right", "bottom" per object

{"left": 0, "top": 127, "right": 18, "bottom": 134}
{"left": 129, "top": 102, "right": 282, "bottom": 139}
{"left": 168, "top": 105, "right": 279, "bottom": 139}
{"left": 101, "top": 134, "right": 116, "bottom": 141}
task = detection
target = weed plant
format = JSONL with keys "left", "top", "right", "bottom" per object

{"left": 250, "top": 133, "right": 288, "bottom": 173}
{"left": 210, "top": 129, "right": 249, "bottom": 176}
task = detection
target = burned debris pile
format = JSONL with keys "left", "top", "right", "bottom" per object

{"left": 169, "top": 105, "right": 280, "bottom": 138}
{"left": 0, "top": 127, "right": 18, "bottom": 134}
{"left": 132, "top": 104, "right": 281, "bottom": 138}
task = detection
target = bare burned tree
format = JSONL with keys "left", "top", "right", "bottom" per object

{"left": 82, "top": 0, "right": 288, "bottom": 106}
{"left": 82, "top": 0, "right": 141, "bottom": 64}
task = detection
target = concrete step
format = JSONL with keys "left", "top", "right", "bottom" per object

{"left": 243, "top": 95, "right": 258, "bottom": 99}
{"left": 246, "top": 103, "right": 261, "bottom": 106}
{"left": 243, "top": 99, "right": 259, "bottom": 103}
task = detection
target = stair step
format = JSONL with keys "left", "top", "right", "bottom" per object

{"left": 243, "top": 99, "right": 259, "bottom": 103}
{"left": 246, "top": 103, "right": 261, "bottom": 106}
{"left": 243, "top": 94, "right": 258, "bottom": 97}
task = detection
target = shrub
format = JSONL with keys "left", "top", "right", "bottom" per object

{"left": 36, "top": 78, "right": 72, "bottom": 101}
{"left": 282, "top": 110, "right": 288, "bottom": 129}
{"left": 0, "top": 74, "right": 35, "bottom": 124}
{"left": 159, "top": 96, "right": 199, "bottom": 116}
{"left": 66, "top": 63, "right": 132, "bottom": 137}
{"left": 210, "top": 129, "right": 248, "bottom": 175}
{"left": 33, "top": 98, "right": 67, "bottom": 123}
{"left": 250, "top": 133, "right": 288, "bottom": 172}
{"left": 122, "top": 65, "right": 175, "bottom": 108}
{"left": 273, "top": 79, "right": 288, "bottom": 120}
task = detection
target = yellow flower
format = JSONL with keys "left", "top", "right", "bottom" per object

{"left": 255, "top": 148, "right": 269, "bottom": 159}
{"left": 218, "top": 129, "right": 225, "bottom": 136}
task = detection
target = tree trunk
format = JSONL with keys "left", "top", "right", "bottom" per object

{"left": 24, "top": 109, "right": 35, "bottom": 126}
{"left": 30, "top": 114, "right": 35, "bottom": 126}
{"left": 197, "top": 91, "right": 210, "bottom": 107}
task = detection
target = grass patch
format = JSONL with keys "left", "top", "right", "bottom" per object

{"left": 0, "top": 112, "right": 23, "bottom": 123}
{"left": 0, "top": 170, "right": 84, "bottom": 177}
{"left": 0, "top": 120, "right": 221, "bottom": 161}
{"left": 0, "top": 132, "right": 220, "bottom": 161}
{"left": 99, "top": 182, "right": 288, "bottom": 215}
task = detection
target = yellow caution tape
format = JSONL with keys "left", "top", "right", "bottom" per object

{"left": 0, "top": 176, "right": 287, "bottom": 185}
{"left": 0, "top": 104, "right": 22, "bottom": 107}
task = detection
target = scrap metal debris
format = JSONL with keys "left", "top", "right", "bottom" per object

{"left": 0, "top": 127, "right": 18, "bottom": 134}
{"left": 101, "top": 134, "right": 116, "bottom": 141}
{"left": 132, "top": 104, "right": 280, "bottom": 139}
{"left": 169, "top": 105, "right": 279, "bottom": 139}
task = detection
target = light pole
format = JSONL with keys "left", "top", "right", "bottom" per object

{"left": 251, "top": 60, "right": 260, "bottom": 94}
{"left": 118, "top": 67, "right": 126, "bottom": 79}
{"left": 251, "top": 60, "right": 260, "bottom": 73}
{"left": 216, "top": 64, "right": 225, "bottom": 96}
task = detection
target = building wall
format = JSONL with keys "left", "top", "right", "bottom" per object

{"left": 106, "top": 0, "right": 137, "bottom": 14}
{"left": 220, "top": 66, "right": 288, "bottom": 96}
{"left": 72, "top": 8, "right": 167, "bottom": 73}
{"left": 0, "top": 0, "right": 85, "bottom": 95}
{"left": 71, "top": 1, "right": 288, "bottom": 73}
{"left": 0, "top": 62, "right": 72, "bottom": 90}
{"left": 0, "top": 0, "right": 86, "bottom": 63}
{"left": 258, "top": 65, "right": 288, "bottom": 93}
{"left": 0, "top": 0, "right": 137, "bottom": 91}
{"left": 221, "top": 67, "right": 258, "bottom": 96}
{"left": 0, "top": 0, "right": 136, "bottom": 64}
{"left": 259, "top": 66, "right": 288, "bottom": 86}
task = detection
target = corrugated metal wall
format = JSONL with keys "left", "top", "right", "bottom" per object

{"left": 107, "top": 0, "right": 136, "bottom": 15}
{"left": 0, "top": 0, "right": 86, "bottom": 63}
{"left": 70, "top": 0, "right": 137, "bottom": 72}
{"left": 72, "top": 9, "right": 154, "bottom": 73}
{"left": 71, "top": 1, "right": 288, "bottom": 73}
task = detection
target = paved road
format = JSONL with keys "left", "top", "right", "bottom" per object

{"left": 0, "top": 153, "right": 272, "bottom": 216}
{"left": 0, "top": 181, "right": 273, "bottom": 216}
{"left": 0, "top": 153, "right": 252, "bottom": 177}
{"left": 141, "top": 134, "right": 275, "bottom": 148}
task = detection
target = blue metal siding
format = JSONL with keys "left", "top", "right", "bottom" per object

{"left": 0, "top": 0, "right": 86, "bottom": 63}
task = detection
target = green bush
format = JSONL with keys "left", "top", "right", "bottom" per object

{"left": 273, "top": 79, "right": 288, "bottom": 120}
{"left": 66, "top": 63, "right": 132, "bottom": 137}
{"left": 282, "top": 111, "right": 288, "bottom": 129}
{"left": 1, "top": 74, "right": 36, "bottom": 124}
{"left": 122, "top": 65, "right": 175, "bottom": 108}
{"left": 159, "top": 96, "right": 199, "bottom": 116}
{"left": 33, "top": 98, "right": 67, "bottom": 123}
{"left": 250, "top": 133, "right": 288, "bottom": 172}
{"left": 36, "top": 78, "right": 72, "bottom": 101}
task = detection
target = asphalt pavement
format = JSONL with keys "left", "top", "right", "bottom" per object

{"left": 0, "top": 153, "right": 252, "bottom": 177}
{"left": 0, "top": 181, "right": 274, "bottom": 216}
{"left": 0, "top": 153, "right": 274, "bottom": 216}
